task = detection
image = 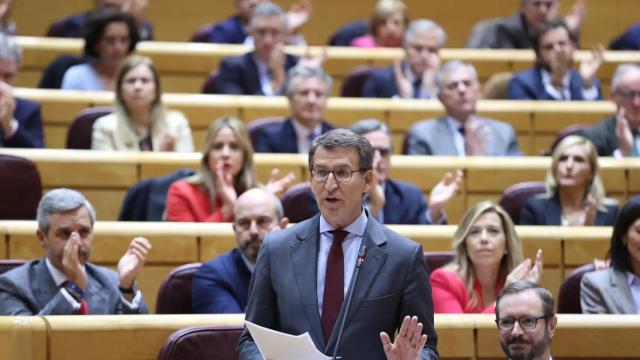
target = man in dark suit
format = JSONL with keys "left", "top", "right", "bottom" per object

{"left": 351, "top": 119, "right": 461, "bottom": 225}
{"left": 0, "top": 188, "right": 151, "bottom": 315}
{"left": 239, "top": 129, "right": 438, "bottom": 359}
{"left": 508, "top": 19, "right": 602, "bottom": 101}
{"left": 0, "top": 33, "right": 44, "bottom": 148}
{"left": 466, "top": 0, "right": 585, "bottom": 49}
{"left": 581, "top": 63, "right": 640, "bottom": 157}
{"left": 191, "top": 188, "right": 288, "bottom": 313}
{"left": 215, "top": 2, "right": 305, "bottom": 96}
{"left": 407, "top": 61, "right": 522, "bottom": 156}
{"left": 253, "top": 65, "right": 335, "bottom": 153}
{"left": 496, "top": 281, "right": 557, "bottom": 360}
{"left": 362, "top": 19, "right": 445, "bottom": 99}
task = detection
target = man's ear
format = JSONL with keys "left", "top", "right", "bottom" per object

{"left": 279, "top": 217, "right": 290, "bottom": 229}
{"left": 547, "top": 315, "right": 558, "bottom": 338}
{"left": 36, "top": 229, "right": 46, "bottom": 248}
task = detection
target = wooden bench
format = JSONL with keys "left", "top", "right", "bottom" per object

{"left": 1, "top": 220, "right": 612, "bottom": 312}
{"left": 13, "top": 87, "right": 621, "bottom": 155}
{"left": 15, "top": 36, "right": 640, "bottom": 95}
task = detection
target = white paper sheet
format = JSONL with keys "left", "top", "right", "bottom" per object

{"left": 245, "top": 320, "right": 331, "bottom": 360}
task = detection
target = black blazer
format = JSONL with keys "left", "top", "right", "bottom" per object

{"left": 520, "top": 195, "right": 619, "bottom": 226}
{"left": 252, "top": 118, "right": 334, "bottom": 153}
{"left": 216, "top": 52, "right": 299, "bottom": 95}
{"left": 361, "top": 66, "right": 399, "bottom": 98}
{"left": 0, "top": 98, "right": 44, "bottom": 148}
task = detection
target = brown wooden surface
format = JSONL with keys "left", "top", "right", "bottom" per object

{"left": 0, "top": 317, "right": 47, "bottom": 360}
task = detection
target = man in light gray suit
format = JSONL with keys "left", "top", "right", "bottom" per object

{"left": 0, "top": 188, "right": 151, "bottom": 315}
{"left": 406, "top": 61, "right": 522, "bottom": 157}
{"left": 239, "top": 129, "right": 438, "bottom": 359}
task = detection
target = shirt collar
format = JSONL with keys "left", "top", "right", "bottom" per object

{"left": 291, "top": 118, "right": 322, "bottom": 138}
{"left": 319, "top": 207, "right": 368, "bottom": 237}
{"left": 45, "top": 258, "right": 85, "bottom": 287}
{"left": 626, "top": 271, "right": 640, "bottom": 287}
{"left": 541, "top": 68, "right": 570, "bottom": 89}
{"left": 252, "top": 54, "right": 270, "bottom": 76}
{"left": 239, "top": 251, "right": 256, "bottom": 273}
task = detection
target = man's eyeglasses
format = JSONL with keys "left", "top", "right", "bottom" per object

{"left": 311, "top": 166, "right": 364, "bottom": 182}
{"left": 616, "top": 89, "right": 640, "bottom": 100}
{"left": 495, "top": 316, "right": 547, "bottom": 331}
{"left": 235, "top": 217, "right": 274, "bottom": 231}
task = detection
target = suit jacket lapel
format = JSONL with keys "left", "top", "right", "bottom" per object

{"left": 31, "top": 260, "right": 59, "bottom": 310}
{"left": 435, "top": 118, "right": 460, "bottom": 156}
{"left": 85, "top": 264, "right": 110, "bottom": 314}
{"left": 544, "top": 196, "right": 562, "bottom": 226}
{"left": 246, "top": 53, "right": 264, "bottom": 95}
{"left": 290, "top": 215, "right": 325, "bottom": 349}
{"left": 609, "top": 269, "right": 637, "bottom": 313}
{"left": 325, "top": 219, "right": 388, "bottom": 350}
{"left": 282, "top": 119, "right": 300, "bottom": 153}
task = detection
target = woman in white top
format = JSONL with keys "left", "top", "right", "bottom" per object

{"left": 91, "top": 55, "right": 194, "bottom": 152}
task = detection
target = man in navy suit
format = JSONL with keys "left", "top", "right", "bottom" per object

{"left": 0, "top": 33, "right": 44, "bottom": 148}
{"left": 253, "top": 65, "right": 335, "bottom": 153}
{"left": 352, "top": 119, "right": 461, "bottom": 225}
{"left": 362, "top": 19, "right": 445, "bottom": 99}
{"left": 508, "top": 19, "right": 603, "bottom": 101}
{"left": 191, "top": 188, "right": 288, "bottom": 314}
{"left": 215, "top": 2, "right": 310, "bottom": 96}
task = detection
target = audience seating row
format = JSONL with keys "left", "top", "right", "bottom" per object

{"left": 1, "top": 314, "right": 639, "bottom": 360}
{"left": 17, "top": 1, "right": 640, "bottom": 50}
{"left": 15, "top": 37, "right": 640, "bottom": 95}
{"left": 2, "top": 148, "right": 638, "bottom": 221}
{"left": 0, "top": 220, "right": 613, "bottom": 313}
{"left": 14, "top": 88, "right": 622, "bottom": 155}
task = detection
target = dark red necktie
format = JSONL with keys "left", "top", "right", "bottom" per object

{"left": 321, "top": 229, "right": 348, "bottom": 341}
{"left": 59, "top": 281, "right": 89, "bottom": 315}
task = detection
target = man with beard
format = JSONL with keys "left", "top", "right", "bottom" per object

{"left": 495, "top": 281, "right": 557, "bottom": 360}
{"left": 508, "top": 19, "right": 603, "bottom": 101}
{"left": 191, "top": 188, "right": 288, "bottom": 313}
{"left": 253, "top": 65, "right": 335, "bottom": 153}
{"left": 0, "top": 188, "right": 151, "bottom": 315}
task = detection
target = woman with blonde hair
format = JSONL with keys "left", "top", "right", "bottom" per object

{"left": 520, "top": 135, "right": 618, "bottom": 226}
{"left": 431, "top": 201, "right": 543, "bottom": 313}
{"left": 166, "top": 116, "right": 293, "bottom": 222}
{"left": 92, "top": 55, "right": 194, "bottom": 152}
{"left": 350, "top": 0, "right": 407, "bottom": 48}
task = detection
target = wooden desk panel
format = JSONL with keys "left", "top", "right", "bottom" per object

{"left": 0, "top": 317, "right": 47, "bottom": 360}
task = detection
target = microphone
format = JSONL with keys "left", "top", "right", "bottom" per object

{"left": 331, "top": 245, "right": 367, "bottom": 360}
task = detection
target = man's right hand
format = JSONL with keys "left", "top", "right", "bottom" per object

{"left": 61, "top": 233, "right": 88, "bottom": 290}
{"left": 393, "top": 60, "right": 414, "bottom": 99}
{"left": 615, "top": 107, "right": 634, "bottom": 157}
{"left": 269, "top": 43, "right": 286, "bottom": 93}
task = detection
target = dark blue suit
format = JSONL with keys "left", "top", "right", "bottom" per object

{"left": 610, "top": 23, "right": 640, "bottom": 50}
{"left": 0, "top": 98, "right": 44, "bottom": 148}
{"left": 252, "top": 118, "right": 335, "bottom": 153}
{"left": 49, "top": 12, "right": 153, "bottom": 40}
{"left": 191, "top": 248, "right": 252, "bottom": 314}
{"left": 195, "top": 16, "right": 246, "bottom": 44}
{"left": 508, "top": 66, "right": 602, "bottom": 100}
{"left": 520, "top": 195, "right": 618, "bottom": 226}
{"left": 216, "top": 52, "right": 299, "bottom": 95}
{"left": 382, "top": 179, "right": 434, "bottom": 224}
{"left": 362, "top": 66, "right": 399, "bottom": 98}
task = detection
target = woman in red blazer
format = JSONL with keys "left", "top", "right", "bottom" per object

{"left": 430, "top": 201, "right": 543, "bottom": 313}
{"left": 165, "top": 117, "right": 294, "bottom": 222}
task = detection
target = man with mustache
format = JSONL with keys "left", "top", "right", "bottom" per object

{"left": 496, "top": 281, "right": 557, "bottom": 360}
{"left": 0, "top": 188, "right": 151, "bottom": 315}
{"left": 191, "top": 188, "right": 288, "bottom": 313}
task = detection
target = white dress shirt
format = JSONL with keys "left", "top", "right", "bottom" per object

{"left": 445, "top": 116, "right": 467, "bottom": 157}
{"left": 252, "top": 55, "right": 275, "bottom": 96}
{"left": 541, "top": 69, "right": 598, "bottom": 100}
{"left": 291, "top": 118, "right": 322, "bottom": 154}
{"left": 626, "top": 272, "right": 640, "bottom": 313}
{"left": 316, "top": 209, "right": 367, "bottom": 315}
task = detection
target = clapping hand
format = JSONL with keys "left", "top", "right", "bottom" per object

{"left": 564, "top": 0, "right": 587, "bottom": 32}
{"left": 615, "top": 107, "right": 634, "bottom": 157}
{"left": 579, "top": 44, "right": 604, "bottom": 88}
{"left": 264, "top": 167, "right": 295, "bottom": 197}
{"left": 427, "top": 170, "right": 462, "bottom": 222}
{"left": 0, "top": 81, "right": 15, "bottom": 134}
{"left": 464, "top": 118, "right": 491, "bottom": 156}
{"left": 582, "top": 193, "right": 597, "bottom": 226}
{"left": 393, "top": 60, "right": 414, "bottom": 99}
{"left": 380, "top": 316, "right": 428, "bottom": 360}
{"left": 506, "top": 249, "right": 544, "bottom": 284}
{"left": 117, "top": 236, "right": 151, "bottom": 290}
{"left": 215, "top": 160, "right": 238, "bottom": 220}
{"left": 298, "top": 46, "right": 327, "bottom": 69}
{"left": 287, "top": 0, "right": 312, "bottom": 34}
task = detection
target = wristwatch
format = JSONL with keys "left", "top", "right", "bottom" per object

{"left": 118, "top": 281, "right": 138, "bottom": 295}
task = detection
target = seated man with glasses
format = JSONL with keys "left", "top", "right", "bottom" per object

{"left": 581, "top": 63, "right": 640, "bottom": 157}
{"left": 191, "top": 188, "right": 288, "bottom": 313}
{"left": 495, "top": 280, "right": 557, "bottom": 360}
{"left": 352, "top": 119, "right": 461, "bottom": 224}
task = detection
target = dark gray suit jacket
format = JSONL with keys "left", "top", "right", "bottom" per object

{"left": 466, "top": 12, "right": 533, "bottom": 49}
{"left": 0, "top": 259, "right": 148, "bottom": 315}
{"left": 238, "top": 214, "right": 439, "bottom": 359}
{"left": 581, "top": 268, "right": 637, "bottom": 314}
{"left": 406, "top": 116, "right": 522, "bottom": 156}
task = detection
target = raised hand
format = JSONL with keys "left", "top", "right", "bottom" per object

{"left": 117, "top": 236, "right": 151, "bottom": 289}
{"left": 62, "top": 232, "right": 89, "bottom": 290}
{"left": 121, "top": 0, "right": 149, "bottom": 23}
{"left": 615, "top": 107, "right": 634, "bottom": 157}
{"left": 582, "top": 193, "right": 597, "bottom": 226}
{"left": 0, "top": 80, "right": 15, "bottom": 133}
{"left": 298, "top": 46, "right": 327, "bottom": 69}
{"left": 287, "top": 0, "right": 312, "bottom": 34}
{"left": 264, "top": 167, "right": 295, "bottom": 197}
{"left": 380, "top": 316, "right": 428, "bottom": 360}
{"left": 579, "top": 44, "right": 604, "bottom": 88}
{"left": 368, "top": 151, "right": 386, "bottom": 217}
{"left": 428, "top": 170, "right": 462, "bottom": 222}
{"left": 464, "top": 118, "right": 491, "bottom": 156}
{"left": 393, "top": 60, "right": 414, "bottom": 99}
{"left": 157, "top": 131, "right": 176, "bottom": 152}
{"left": 506, "top": 249, "right": 544, "bottom": 284}
{"left": 269, "top": 43, "right": 287, "bottom": 93}
{"left": 215, "top": 160, "right": 238, "bottom": 220}
{"left": 564, "top": 0, "right": 587, "bottom": 32}
{"left": 0, "top": 0, "right": 15, "bottom": 27}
